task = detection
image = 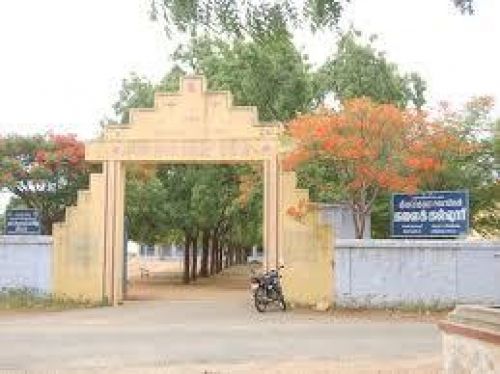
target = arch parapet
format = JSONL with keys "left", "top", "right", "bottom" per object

{"left": 86, "top": 76, "right": 283, "bottom": 163}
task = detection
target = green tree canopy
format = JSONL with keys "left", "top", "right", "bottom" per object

{"left": 114, "top": 66, "right": 185, "bottom": 124}
{"left": 149, "top": 0, "right": 475, "bottom": 39}
{"left": 174, "top": 34, "right": 315, "bottom": 121}
{"left": 315, "top": 30, "right": 426, "bottom": 109}
{"left": 113, "top": 33, "right": 315, "bottom": 123}
{"left": 150, "top": 0, "right": 347, "bottom": 38}
{"left": 126, "top": 176, "right": 171, "bottom": 245}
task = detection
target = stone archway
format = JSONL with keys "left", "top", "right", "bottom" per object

{"left": 52, "top": 76, "right": 333, "bottom": 308}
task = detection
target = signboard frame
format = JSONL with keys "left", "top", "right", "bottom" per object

{"left": 4, "top": 209, "right": 42, "bottom": 235}
{"left": 390, "top": 190, "right": 470, "bottom": 238}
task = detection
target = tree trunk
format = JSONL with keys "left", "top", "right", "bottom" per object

{"left": 237, "top": 246, "right": 244, "bottom": 264}
{"left": 352, "top": 210, "right": 366, "bottom": 239}
{"left": 217, "top": 243, "right": 223, "bottom": 273}
{"left": 215, "top": 244, "right": 220, "bottom": 273}
{"left": 41, "top": 216, "right": 53, "bottom": 235}
{"left": 200, "top": 230, "right": 210, "bottom": 277}
{"left": 191, "top": 233, "right": 198, "bottom": 281}
{"left": 183, "top": 232, "right": 191, "bottom": 284}
{"left": 225, "top": 245, "right": 231, "bottom": 268}
{"left": 210, "top": 230, "right": 218, "bottom": 275}
{"left": 351, "top": 188, "right": 377, "bottom": 239}
{"left": 229, "top": 247, "right": 236, "bottom": 266}
{"left": 243, "top": 247, "right": 249, "bottom": 264}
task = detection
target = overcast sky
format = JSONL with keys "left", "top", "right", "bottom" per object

{"left": 0, "top": 0, "right": 499, "bottom": 210}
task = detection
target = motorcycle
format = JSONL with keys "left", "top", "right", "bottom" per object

{"left": 250, "top": 266, "right": 286, "bottom": 312}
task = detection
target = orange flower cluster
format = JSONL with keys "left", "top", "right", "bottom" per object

{"left": 283, "top": 97, "right": 468, "bottom": 195}
{"left": 282, "top": 148, "right": 310, "bottom": 171}
{"left": 405, "top": 157, "right": 441, "bottom": 172}
{"left": 0, "top": 133, "right": 88, "bottom": 193}
{"left": 35, "top": 134, "right": 86, "bottom": 172}
{"left": 286, "top": 198, "right": 309, "bottom": 221}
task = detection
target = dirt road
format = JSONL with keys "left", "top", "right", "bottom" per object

{"left": 0, "top": 265, "right": 443, "bottom": 373}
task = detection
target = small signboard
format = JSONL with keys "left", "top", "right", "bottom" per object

{"left": 5, "top": 209, "right": 42, "bottom": 235}
{"left": 391, "top": 191, "right": 469, "bottom": 238}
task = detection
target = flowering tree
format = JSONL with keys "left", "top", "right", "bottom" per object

{"left": 0, "top": 134, "right": 89, "bottom": 234}
{"left": 427, "top": 96, "right": 500, "bottom": 237}
{"left": 283, "top": 98, "right": 465, "bottom": 238}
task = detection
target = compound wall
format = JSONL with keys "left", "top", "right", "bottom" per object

{"left": 335, "top": 239, "right": 500, "bottom": 308}
{"left": 0, "top": 235, "right": 52, "bottom": 293}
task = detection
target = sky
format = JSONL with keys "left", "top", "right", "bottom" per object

{"left": 0, "top": 0, "right": 499, "bottom": 210}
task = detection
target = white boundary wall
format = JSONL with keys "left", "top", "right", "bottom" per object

{"left": 2, "top": 235, "right": 500, "bottom": 307}
{"left": 0, "top": 236, "right": 52, "bottom": 293}
{"left": 335, "top": 239, "right": 500, "bottom": 308}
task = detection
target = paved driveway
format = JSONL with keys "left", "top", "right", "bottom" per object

{"left": 0, "top": 268, "right": 442, "bottom": 373}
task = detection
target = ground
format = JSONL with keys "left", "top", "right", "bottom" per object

{"left": 0, "top": 261, "right": 444, "bottom": 373}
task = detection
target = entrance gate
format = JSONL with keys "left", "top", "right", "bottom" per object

{"left": 52, "top": 76, "right": 333, "bottom": 308}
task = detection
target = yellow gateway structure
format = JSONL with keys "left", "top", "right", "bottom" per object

{"left": 52, "top": 76, "right": 334, "bottom": 308}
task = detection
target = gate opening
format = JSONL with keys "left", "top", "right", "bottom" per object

{"left": 123, "top": 162, "right": 264, "bottom": 301}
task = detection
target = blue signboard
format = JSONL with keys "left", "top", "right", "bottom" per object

{"left": 5, "top": 209, "right": 41, "bottom": 235}
{"left": 391, "top": 191, "right": 469, "bottom": 238}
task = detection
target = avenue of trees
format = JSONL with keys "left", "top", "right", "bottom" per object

{"left": 126, "top": 163, "right": 262, "bottom": 282}
{"left": 0, "top": 0, "right": 497, "bottom": 282}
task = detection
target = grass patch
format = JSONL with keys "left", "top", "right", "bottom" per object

{"left": 334, "top": 299, "right": 455, "bottom": 313}
{"left": 0, "top": 288, "right": 106, "bottom": 311}
{"left": 330, "top": 303, "right": 453, "bottom": 322}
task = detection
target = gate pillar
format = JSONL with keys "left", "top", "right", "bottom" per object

{"left": 263, "top": 156, "right": 280, "bottom": 271}
{"left": 278, "top": 171, "right": 334, "bottom": 310}
{"left": 103, "top": 161, "right": 125, "bottom": 305}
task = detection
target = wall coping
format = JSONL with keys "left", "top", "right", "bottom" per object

{"left": 439, "top": 320, "right": 500, "bottom": 345}
{"left": 449, "top": 305, "right": 500, "bottom": 331}
{"left": 336, "top": 239, "right": 500, "bottom": 249}
{"left": 439, "top": 305, "right": 500, "bottom": 345}
{"left": 0, "top": 235, "right": 53, "bottom": 245}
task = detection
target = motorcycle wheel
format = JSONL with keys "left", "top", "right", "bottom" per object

{"left": 254, "top": 288, "right": 267, "bottom": 313}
